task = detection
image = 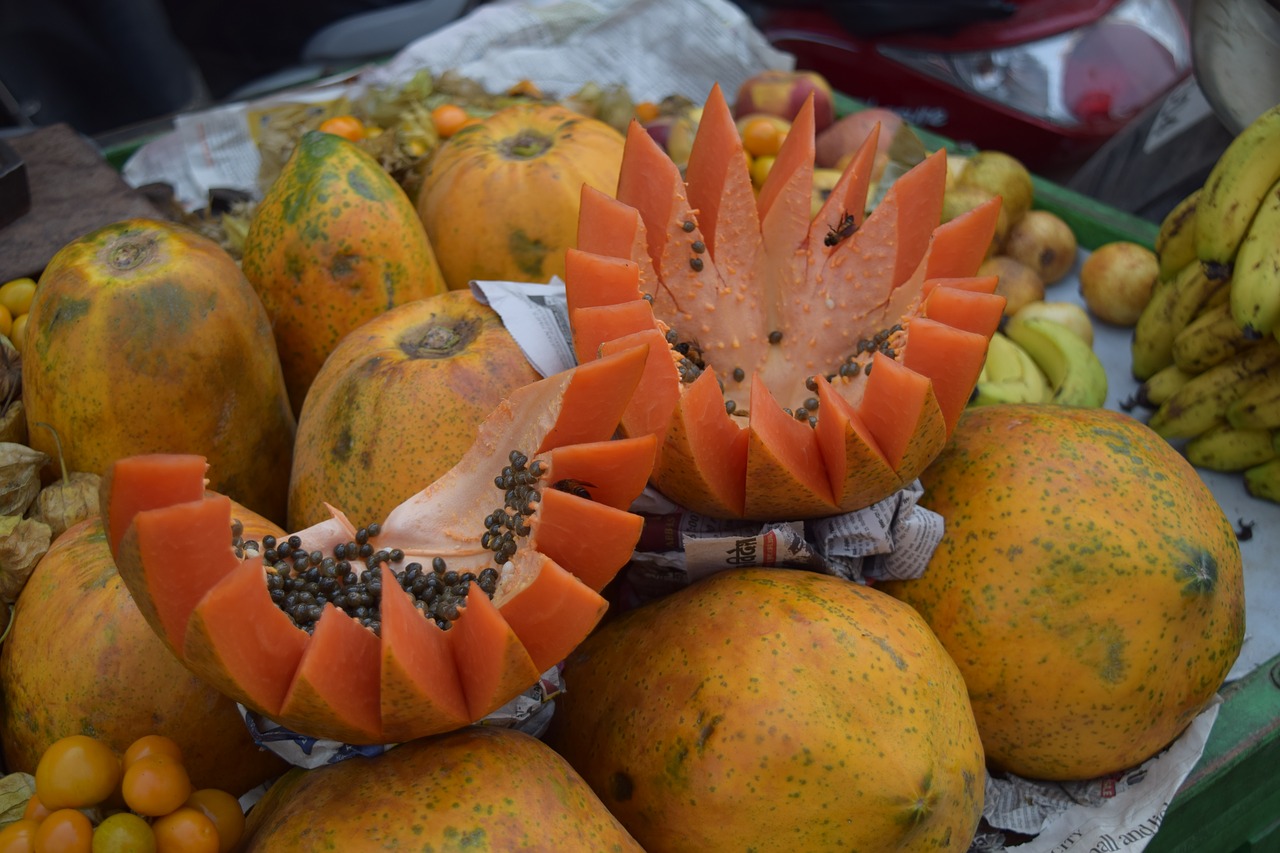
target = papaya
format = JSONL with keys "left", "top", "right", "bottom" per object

{"left": 0, "top": 512, "right": 287, "bottom": 797}
{"left": 101, "top": 346, "right": 657, "bottom": 745}
{"left": 879, "top": 405, "right": 1246, "bottom": 780}
{"left": 241, "top": 130, "right": 448, "bottom": 415}
{"left": 416, "top": 103, "right": 626, "bottom": 290}
{"left": 240, "top": 727, "right": 643, "bottom": 851}
{"left": 545, "top": 568, "right": 985, "bottom": 851}
{"left": 287, "top": 289, "right": 540, "bottom": 531}
{"left": 23, "top": 218, "right": 295, "bottom": 524}
{"left": 566, "top": 84, "right": 1005, "bottom": 520}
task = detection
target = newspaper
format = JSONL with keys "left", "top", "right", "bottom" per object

{"left": 120, "top": 0, "right": 793, "bottom": 209}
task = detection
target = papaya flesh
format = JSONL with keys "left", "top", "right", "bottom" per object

{"left": 568, "top": 84, "right": 1005, "bottom": 519}
{"left": 103, "top": 346, "right": 657, "bottom": 745}
{"left": 240, "top": 727, "right": 644, "bottom": 851}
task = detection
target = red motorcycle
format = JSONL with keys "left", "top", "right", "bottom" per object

{"left": 735, "top": 0, "right": 1192, "bottom": 179}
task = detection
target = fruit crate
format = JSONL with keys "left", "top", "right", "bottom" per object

{"left": 95, "top": 93, "right": 1280, "bottom": 853}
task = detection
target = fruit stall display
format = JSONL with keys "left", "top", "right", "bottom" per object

{"left": 0, "top": 67, "right": 1274, "bottom": 852}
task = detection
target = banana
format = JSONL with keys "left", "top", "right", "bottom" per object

{"left": 1184, "top": 422, "right": 1278, "bottom": 471}
{"left": 1130, "top": 261, "right": 1223, "bottom": 380}
{"left": 1004, "top": 316, "right": 1108, "bottom": 408}
{"left": 1171, "top": 300, "right": 1262, "bottom": 373}
{"left": 1195, "top": 103, "right": 1280, "bottom": 274}
{"left": 1244, "top": 456, "right": 1280, "bottom": 503}
{"left": 971, "top": 331, "right": 1052, "bottom": 405}
{"left": 1228, "top": 173, "right": 1280, "bottom": 335}
{"left": 1155, "top": 188, "right": 1200, "bottom": 281}
{"left": 1226, "top": 374, "right": 1280, "bottom": 429}
{"left": 1137, "top": 363, "right": 1196, "bottom": 408}
{"left": 1147, "top": 339, "right": 1280, "bottom": 439}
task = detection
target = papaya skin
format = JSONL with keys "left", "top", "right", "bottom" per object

{"left": 417, "top": 103, "right": 626, "bottom": 291}
{"left": 880, "top": 405, "right": 1245, "bottom": 781}
{"left": 23, "top": 218, "right": 296, "bottom": 525}
{"left": 242, "top": 130, "right": 448, "bottom": 415}
{"left": 0, "top": 512, "right": 288, "bottom": 798}
{"left": 241, "top": 727, "right": 644, "bottom": 851}
{"left": 547, "top": 569, "right": 985, "bottom": 852}
{"left": 287, "top": 290, "right": 540, "bottom": 531}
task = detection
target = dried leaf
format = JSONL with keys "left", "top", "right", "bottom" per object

{"left": 0, "top": 443, "right": 49, "bottom": 517}
{"left": 0, "top": 517, "right": 52, "bottom": 604}
{"left": 0, "top": 771, "right": 34, "bottom": 830}
{"left": 0, "top": 401, "right": 26, "bottom": 446}
{"left": 31, "top": 472, "right": 102, "bottom": 541}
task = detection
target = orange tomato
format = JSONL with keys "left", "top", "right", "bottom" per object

{"left": 151, "top": 808, "right": 218, "bottom": 853}
{"left": 32, "top": 809, "right": 92, "bottom": 853}
{"left": 34, "top": 735, "right": 122, "bottom": 810}
{"left": 183, "top": 790, "right": 244, "bottom": 853}
{"left": 634, "top": 101, "right": 661, "bottom": 124}
{"left": 122, "top": 754, "right": 192, "bottom": 818}
{"left": 123, "top": 735, "right": 183, "bottom": 771}
{"left": 21, "top": 793, "right": 51, "bottom": 822}
{"left": 740, "top": 116, "right": 787, "bottom": 158}
{"left": 0, "top": 819, "right": 39, "bottom": 853}
{"left": 317, "top": 114, "right": 367, "bottom": 142}
{"left": 430, "top": 104, "right": 472, "bottom": 139}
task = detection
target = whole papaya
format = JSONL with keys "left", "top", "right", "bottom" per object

{"left": 242, "top": 130, "right": 448, "bottom": 414}
{"left": 23, "top": 218, "right": 295, "bottom": 523}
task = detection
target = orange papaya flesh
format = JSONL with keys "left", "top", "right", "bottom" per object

{"left": 449, "top": 585, "right": 542, "bottom": 721}
{"left": 101, "top": 454, "right": 209, "bottom": 559}
{"left": 278, "top": 605, "right": 383, "bottom": 744}
{"left": 567, "top": 82, "right": 1002, "bottom": 519}
{"left": 902, "top": 317, "right": 991, "bottom": 435}
{"left": 569, "top": 301, "right": 657, "bottom": 366}
{"left": 923, "top": 285, "right": 1007, "bottom": 339}
{"left": 563, "top": 249, "right": 643, "bottom": 314}
{"left": 103, "top": 348, "right": 655, "bottom": 745}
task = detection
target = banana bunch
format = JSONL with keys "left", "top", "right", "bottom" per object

{"left": 970, "top": 320, "right": 1107, "bottom": 409}
{"left": 1132, "top": 103, "right": 1280, "bottom": 502}
{"left": 1195, "top": 102, "right": 1280, "bottom": 337}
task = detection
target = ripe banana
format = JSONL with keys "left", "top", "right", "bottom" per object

{"left": 1244, "top": 456, "right": 1280, "bottom": 503}
{"left": 1171, "top": 300, "right": 1262, "bottom": 373}
{"left": 1004, "top": 316, "right": 1108, "bottom": 408}
{"left": 971, "top": 331, "right": 1052, "bottom": 406}
{"left": 1130, "top": 261, "right": 1223, "bottom": 380}
{"left": 1155, "top": 188, "right": 1200, "bottom": 281}
{"left": 1196, "top": 103, "right": 1280, "bottom": 274}
{"left": 1138, "top": 363, "right": 1195, "bottom": 408}
{"left": 1226, "top": 375, "right": 1280, "bottom": 429}
{"left": 1184, "top": 423, "right": 1278, "bottom": 472}
{"left": 1228, "top": 173, "right": 1280, "bottom": 336}
{"left": 1147, "top": 339, "right": 1280, "bottom": 439}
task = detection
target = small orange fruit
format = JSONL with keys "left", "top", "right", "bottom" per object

{"left": 317, "top": 114, "right": 367, "bottom": 142}
{"left": 431, "top": 104, "right": 471, "bottom": 139}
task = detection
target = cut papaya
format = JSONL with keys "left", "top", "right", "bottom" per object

{"left": 568, "top": 84, "right": 1004, "bottom": 519}
{"left": 102, "top": 347, "right": 656, "bottom": 745}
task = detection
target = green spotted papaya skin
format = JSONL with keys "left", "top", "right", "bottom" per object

{"left": 239, "top": 727, "right": 645, "bottom": 852}
{"left": 286, "top": 290, "right": 540, "bottom": 530}
{"left": 23, "top": 218, "right": 296, "bottom": 523}
{"left": 242, "top": 130, "right": 447, "bottom": 415}
{"left": 880, "top": 404, "right": 1245, "bottom": 781}
{"left": 546, "top": 568, "right": 985, "bottom": 852}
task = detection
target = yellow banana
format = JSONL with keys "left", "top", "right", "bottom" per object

{"left": 1155, "top": 188, "right": 1200, "bottom": 281}
{"left": 1196, "top": 103, "right": 1280, "bottom": 274}
{"left": 1137, "top": 363, "right": 1196, "bottom": 408}
{"left": 1130, "top": 260, "right": 1223, "bottom": 380}
{"left": 1147, "top": 339, "right": 1280, "bottom": 439}
{"left": 1244, "top": 456, "right": 1280, "bottom": 503}
{"left": 1171, "top": 300, "right": 1262, "bottom": 373}
{"left": 1228, "top": 174, "right": 1280, "bottom": 335}
{"left": 1199, "top": 276, "right": 1232, "bottom": 313}
{"left": 970, "top": 331, "right": 1052, "bottom": 405}
{"left": 1226, "top": 374, "right": 1280, "bottom": 429}
{"left": 1184, "top": 423, "right": 1278, "bottom": 471}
